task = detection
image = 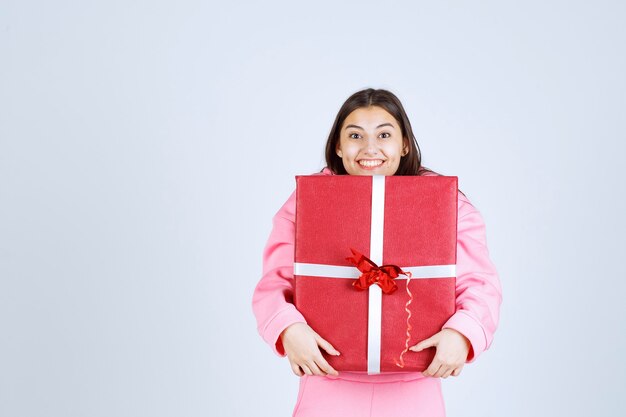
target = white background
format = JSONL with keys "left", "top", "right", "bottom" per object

{"left": 1, "top": 1, "right": 625, "bottom": 416}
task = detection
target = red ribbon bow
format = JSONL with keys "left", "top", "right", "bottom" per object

{"left": 346, "top": 248, "right": 408, "bottom": 294}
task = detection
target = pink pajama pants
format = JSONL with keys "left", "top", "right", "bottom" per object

{"left": 292, "top": 375, "right": 446, "bottom": 417}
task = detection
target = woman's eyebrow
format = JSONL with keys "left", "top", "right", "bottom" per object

{"left": 344, "top": 123, "right": 396, "bottom": 130}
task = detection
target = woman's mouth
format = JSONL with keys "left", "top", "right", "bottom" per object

{"left": 358, "top": 159, "right": 384, "bottom": 169}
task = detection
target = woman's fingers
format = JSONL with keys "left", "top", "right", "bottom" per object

{"left": 292, "top": 357, "right": 337, "bottom": 377}
{"left": 428, "top": 364, "right": 463, "bottom": 379}
{"left": 304, "top": 360, "right": 327, "bottom": 376}
{"left": 418, "top": 328, "right": 471, "bottom": 378}
{"left": 410, "top": 334, "right": 438, "bottom": 352}
{"left": 315, "top": 333, "right": 341, "bottom": 356}
{"left": 441, "top": 368, "right": 454, "bottom": 379}
{"left": 314, "top": 354, "right": 339, "bottom": 376}
{"left": 433, "top": 365, "right": 449, "bottom": 378}
{"left": 424, "top": 361, "right": 465, "bottom": 378}
{"left": 291, "top": 362, "right": 304, "bottom": 377}
{"left": 422, "top": 361, "right": 442, "bottom": 377}
{"left": 282, "top": 324, "right": 342, "bottom": 377}
{"left": 290, "top": 354, "right": 338, "bottom": 377}
{"left": 300, "top": 364, "right": 313, "bottom": 376}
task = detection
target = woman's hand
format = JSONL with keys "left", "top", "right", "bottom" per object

{"left": 280, "top": 323, "right": 341, "bottom": 377}
{"left": 410, "top": 328, "right": 471, "bottom": 378}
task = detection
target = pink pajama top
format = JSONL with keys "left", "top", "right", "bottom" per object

{"left": 252, "top": 168, "right": 502, "bottom": 382}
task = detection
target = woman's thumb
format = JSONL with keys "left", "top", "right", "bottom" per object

{"left": 410, "top": 336, "right": 437, "bottom": 352}
{"left": 315, "top": 334, "right": 341, "bottom": 356}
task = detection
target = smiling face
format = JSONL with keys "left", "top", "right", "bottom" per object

{"left": 336, "top": 106, "right": 408, "bottom": 176}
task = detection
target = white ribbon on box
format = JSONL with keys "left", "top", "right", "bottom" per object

{"left": 294, "top": 176, "right": 456, "bottom": 374}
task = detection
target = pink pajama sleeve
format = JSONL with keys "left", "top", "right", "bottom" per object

{"left": 252, "top": 190, "right": 305, "bottom": 356}
{"left": 441, "top": 196, "right": 503, "bottom": 362}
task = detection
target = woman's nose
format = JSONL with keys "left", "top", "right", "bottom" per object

{"left": 363, "top": 137, "right": 379, "bottom": 155}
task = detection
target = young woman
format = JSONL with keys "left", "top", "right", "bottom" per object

{"left": 252, "top": 88, "right": 502, "bottom": 417}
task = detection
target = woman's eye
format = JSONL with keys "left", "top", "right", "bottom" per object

{"left": 349, "top": 133, "right": 361, "bottom": 139}
{"left": 379, "top": 132, "right": 391, "bottom": 139}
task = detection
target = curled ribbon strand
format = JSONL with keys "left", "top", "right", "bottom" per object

{"left": 395, "top": 271, "right": 413, "bottom": 369}
{"left": 345, "top": 248, "right": 414, "bottom": 369}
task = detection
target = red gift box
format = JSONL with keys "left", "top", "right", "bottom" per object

{"left": 294, "top": 175, "right": 458, "bottom": 374}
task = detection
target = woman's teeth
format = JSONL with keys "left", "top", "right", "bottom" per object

{"left": 359, "top": 160, "right": 383, "bottom": 167}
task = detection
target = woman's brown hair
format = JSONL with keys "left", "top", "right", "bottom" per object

{"left": 324, "top": 88, "right": 435, "bottom": 176}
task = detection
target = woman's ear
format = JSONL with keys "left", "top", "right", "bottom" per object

{"left": 336, "top": 147, "right": 343, "bottom": 158}
{"left": 402, "top": 141, "right": 409, "bottom": 156}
